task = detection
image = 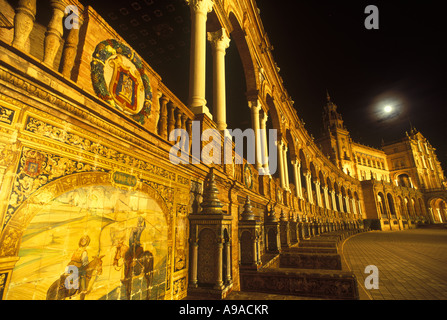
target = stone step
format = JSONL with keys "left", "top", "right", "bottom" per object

{"left": 311, "top": 235, "right": 343, "bottom": 243}
{"left": 288, "top": 247, "right": 339, "bottom": 254}
{"left": 279, "top": 252, "right": 342, "bottom": 270}
{"left": 298, "top": 240, "right": 338, "bottom": 248}
{"left": 240, "top": 267, "right": 359, "bottom": 300}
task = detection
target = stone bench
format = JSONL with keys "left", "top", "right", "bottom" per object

{"left": 240, "top": 268, "right": 359, "bottom": 300}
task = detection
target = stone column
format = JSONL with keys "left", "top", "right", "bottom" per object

{"left": 43, "top": 0, "right": 65, "bottom": 68}
{"left": 304, "top": 172, "right": 313, "bottom": 204}
{"left": 12, "top": 0, "right": 37, "bottom": 51}
{"left": 315, "top": 180, "right": 322, "bottom": 207}
{"left": 351, "top": 198, "right": 357, "bottom": 214}
{"left": 277, "top": 140, "right": 286, "bottom": 189}
{"left": 357, "top": 200, "right": 362, "bottom": 217}
{"left": 345, "top": 196, "right": 351, "bottom": 213}
{"left": 186, "top": 0, "right": 214, "bottom": 118}
{"left": 215, "top": 240, "right": 224, "bottom": 289}
{"left": 207, "top": 28, "right": 230, "bottom": 131}
{"left": 323, "top": 187, "right": 330, "bottom": 210}
{"left": 260, "top": 111, "right": 270, "bottom": 174}
{"left": 331, "top": 191, "right": 337, "bottom": 211}
{"left": 338, "top": 193, "right": 344, "bottom": 212}
{"left": 189, "top": 240, "right": 198, "bottom": 288}
{"left": 292, "top": 160, "right": 303, "bottom": 199}
{"left": 282, "top": 144, "right": 290, "bottom": 190}
{"left": 248, "top": 100, "right": 263, "bottom": 171}
{"left": 225, "top": 241, "right": 232, "bottom": 283}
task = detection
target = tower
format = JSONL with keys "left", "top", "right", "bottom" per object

{"left": 319, "top": 91, "right": 356, "bottom": 177}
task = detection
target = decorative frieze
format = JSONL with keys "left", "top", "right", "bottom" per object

{"left": 3, "top": 146, "right": 108, "bottom": 228}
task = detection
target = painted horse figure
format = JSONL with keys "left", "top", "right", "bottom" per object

{"left": 46, "top": 255, "right": 104, "bottom": 300}
{"left": 113, "top": 242, "right": 154, "bottom": 300}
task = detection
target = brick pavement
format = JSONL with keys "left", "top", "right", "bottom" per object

{"left": 341, "top": 228, "right": 447, "bottom": 300}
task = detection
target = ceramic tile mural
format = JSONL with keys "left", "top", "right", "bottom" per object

{"left": 6, "top": 185, "right": 168, "bottom": 300}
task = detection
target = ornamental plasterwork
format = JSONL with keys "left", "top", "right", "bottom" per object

{"left": 0, "top": 105, "right": 14, "bottom": 125}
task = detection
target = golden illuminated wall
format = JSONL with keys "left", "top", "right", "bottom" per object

{"left": 0, "top": 0, "right": 196, "bottom": 299}
{"left": 0, "top": 96, "right": 192, "bottom": 299}
{"left": 2, "top": 0, "right": 441, "bottom": 300}
{"left": 0, "top": 0, "right": 370, "bottom": 300}
{"left": 352, "top": 143, "right": 390, "bottom": 182}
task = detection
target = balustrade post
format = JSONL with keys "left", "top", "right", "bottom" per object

{"left": 12, "top": 0, "right": 37, "bottom": 51}
{"left": 159, "top": 95, "right": 169, "bottom": 139}
{"left": 61, "top": 7, "right": 83, "bottom": 78}
{"left": 43, "top": 0, "right": 65, "bottom": 68}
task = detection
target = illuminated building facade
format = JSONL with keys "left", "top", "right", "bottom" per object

{"left": 0, "top": 0, "right": 445, "bottom": 300}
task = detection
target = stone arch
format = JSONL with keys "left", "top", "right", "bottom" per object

{"left": 227, "top": 11, "right": 258, "bottom": 97}
{"left": 410, "top": 197, "right": 417, "bottom": 217}
{"left": 396, "top": 195, "right": 408, "bottom": 219}
{"left": 326, "top": 177, "right": 333, "bottom": 192}
{"left": 354, "top": 191, "right": 361, "bottom": 215}
{"left": 404, "top": 197, "right": 412, "bottom": 219}
{"left": 309, "top": 162, "right": 318, "bottom": 204}
{"left": 298, "top": 149, "right": 309, "bottom": 173}
{"left": 428, "top": 197, "right": 447, "bottom": 223}
{"left": 340, "top": 186, "right": 347, "bottom": 213}
{"left": 418, "top": 198, "right": 427, "bottom": 220}
{"left": 395, "top": 172, "right": 412, "bottom": 188}
{"left": 285, "top": 129, "right": 297, "bottom": 161}
{"left": 265, "top": 94, "right": 283, "bottom": 133}
{"left": 309, "top": 161, "right": 317, "bottom": 179}
{"left": 387, "top": 193, "right": 397, "bottom": 218}
{"left": 377, "top": 192, "right": 387, "bottom": 218}
{"left": 318, "top": 171, "right": 327, "bottom": 208}
{"left": 333, "top": 182, "right": 341, "bottom": 212}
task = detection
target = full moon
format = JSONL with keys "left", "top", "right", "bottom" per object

{"left": 384, "top": 105, "right": 393, "bottom": 113}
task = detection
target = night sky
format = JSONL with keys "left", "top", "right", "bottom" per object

{"left": 255, "top": 0, "right": 447, "bottom": 171}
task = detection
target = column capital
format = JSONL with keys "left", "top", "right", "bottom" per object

{"left": 248, "top": 99, "right": 261, "bottom": 111}
{"left": 276, "top": 139, "right": 285, "bottom": 147}
{"left": 261, "top": 110, "right": 268, "bottom": 123}
{"left": 207, "top": 28, "right": 230, "bottom": 52}
{"left": 186, "top": 0, "right": 214, "bottom": 15}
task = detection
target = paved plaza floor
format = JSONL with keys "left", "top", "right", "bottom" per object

{"left": 341, "top": 227, "right": 447, "bottom": 300}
